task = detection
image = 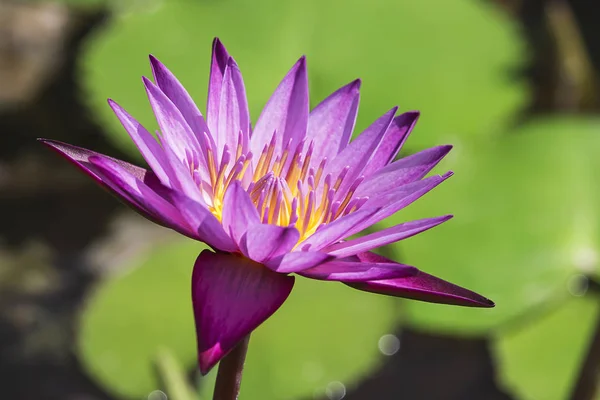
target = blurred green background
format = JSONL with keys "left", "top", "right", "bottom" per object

{"left": 1, "top": 0, "right": 599, "bottom": 399}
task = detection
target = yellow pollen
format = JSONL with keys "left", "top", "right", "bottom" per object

{"left": 262, "top": 142, "right": 276, "bottom": 172}
{"left": 272, "top": 156, "right": 283, "bottom": 176}
{"left": 278, "top": 148, "right": 290, "bottom": 174}
{"left": 236, "top": 140, "right": 243, "bottom": 161}
{"left": 286, "top": 160, "right": 302, "bottom": 195}
{"left": 300, "top": 154, "right": 311, "bottom": 181}
{"left": 335, "top": 191, "right": 354, "bottom": 219}
{"left": 214, "top": 166, "right": 227, "bottom": 196}
{"left": 192, "top": 136, "right": 363, "bottom": 244}
{"left": 206, "top": 147, "right": 218, "bottom": 187}
{"left": 314, "top": 159, "right": 326, "bottom": 187}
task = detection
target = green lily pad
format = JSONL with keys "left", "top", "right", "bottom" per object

{"left": 199, "top": 278, "right": 399, "bottom": 400}
{"left": 80, "top": 236, "right": 399, "bottom": 399}
{"left": 79, "top": 238, "right": 207, "bottom": 398}
{"left": 80, "top": 0, "right": 526, "bottom": 155}
{"left": 54, "top": 0, "right": 155, "bottom": 11}
{"left": 155, "top": 348, "right": 197, "bottom": 400}
{"left": 308, "top": 0, "right": 527, "bottom": 149}
{"left": 79, "top": 0, "right": 312, "bottom": 156}
{"left": 496, "top": 295, "right": 600, "bottom": 400}
{"left": 386, "top": 118, "right": 600, "bottom": 333}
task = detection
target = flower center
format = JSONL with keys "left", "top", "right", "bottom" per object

{"left": 192, "top": 132, "right": 366, "bottom": 242}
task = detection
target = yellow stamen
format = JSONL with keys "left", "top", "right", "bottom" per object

{"left": 192, "top": 134, "right": 367, "bottom": 245}
{"left": 277, "top": 148, "right": 289, "bottom": 175}
{"left": 335, "top": 191, "right": 354, "bottom": 219}
{"left": 236, "top": 138, "right": 243, "bottom": 161}
{"left": 314, "top": 159, "right": 326, "bottom": 187}
{"left": 206, "top": 148, "right": 217, "bottom": 187}
{"left": 262, "top": 141, "right": 276, "bottom": 175}
{"left": 272, "top": 156, "right": 282, "bottom": 176}
{"left": 286, "top": 160, "right": 301, "bottom": 196}
{"left": 300, "top": 154, "right": 311, "bottom": 181}
{"left": 253, "top": 146, "right": 268, "bottom": 182}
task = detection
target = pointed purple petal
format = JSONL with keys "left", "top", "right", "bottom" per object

{"left": 149, "top": 55, "right": 212, "bottom": 153}
{"left": 167, "top": 191, "right": 237, "bottom": 252}
{"left": 193, "top": 250, "right": 294, "bottom": 374}
{"left": 250, "top": 57, "right": 309, "bottom": 157}
{"left": 87, "top": 155, "right": 198, "bottom": 238}
{"left": 345, "top": 173, "right": 453, "bottom": 238}
{"left": 160, "top": 143, "right": 205, "bottom": 204}
{"left": 39, "top": 139, "right": 174, "bottom": 226}
{"left": 356, "top": 145, "right": 452, "bottom": 198}
{"left": 207, "top": 38, "right": 230, "bottom": 138}
{"left": 143, "top": 76, "right": 204, "bottom": 168}
{"left": 324, "top": 107, "right": 397, "bottom": 198}
{"left": 217, "top": 58, "right": 250, "bottom": 159}
{"left": 264, "top": 251, "right": 332, "bottom": 273}
{"left": 242, "top": 224, "right": 300, "bottom": 263}
{"left": 300, "top": 259, "right": 416, "bottom": 282}
{"left": 362, "top": 173, "right": 451, "bottom": 210}
{"left": 300, "top": 208, "right": 378, "bottom": 251}
{"left": 346, "top": 252, "right": 494, "bottom": 307}
{"left": 39, "top": 139, "right": 146, "bottom": 182}
{"left": 306, "top": 80, "right": 360, "bottom": 168}
{"left": 108, "top": 100, "right": 179, "bottom": 189}
{"left": 325, "top": 215, "right": 452, "bottom": 258}
{"left": 221, "top": 182, "right": 260, "bottom": 244}
{"left": 361, "top": 111, "right": 420, "bottom": 177}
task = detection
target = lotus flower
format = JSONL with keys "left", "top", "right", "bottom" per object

{"left": 40, "top": 38, "right": 493, "bottom": 374}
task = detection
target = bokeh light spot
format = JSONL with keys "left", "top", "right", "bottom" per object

{"left": 567, "top": 274, "right": 589, "bottom": 297}
{"left": 148, "top": 390, "right": 167, "bottom": 400}
{"left": 378, "top": 333, "right": 401, "bottom": 356}
{"left": 325, "top": 381, "right": 346, "bottom": 400}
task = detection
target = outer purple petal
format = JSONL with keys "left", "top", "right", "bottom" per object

{"left": 324, "top": 107, "right": 397, "bottom": 198}
{"left": 217, "top": 58, "right": 250, "bottom": 159}
{"left": 192, "top": 250, "right": 295, "bottom": 374}
{"left": 299, "top": 259, "right": 417, "bottom": 282}
{"left": 306, "top": 80, "right": 360, "bottom": 168}
{"left": 325, "top": 215, "right": 452, "bottom": 258}
{"left": 300, "top": 208, "right": 378, "bottom": 251}
{"left": 108, "top": 99, "right": 177, "bottom": 188}
{"left": 250, "top": 57, "right": 309, "bottom": 157}
{"left": 346, "top": 252, "right": 494, "bottom": 307}
{"left": 264, "top": 251, "right": 332, "bottom": 273}
{"left": 143, "top": 76, "right": 203, "bottom": 168}
{"left": 362, "top": 173, "right": 452, "bottom": 210}
{"left": 161, "top": 144, "right": 205, "bottom": 204}
{"left": 356, "top": 145, "right": 452, "bottom": 198}
{"left": 360, "top": 111, "right": 420, "bottom": 177}
{"left": 221, "top": 181, "right": 260, "bottom": 243}
{"left": 87, "top": 155, "right": 198, "bottom": 238}
{"left": 345, "top": 173, "right": 453, "bottom": 238}
{"left": 167, "top": 191, "right": 237, "bottom": 252}
{"left": 242, "top": 223, "right": 300, "bottom": 263}
{"left": 207, "top": 38, "right": 230, "bottom": 138}
{"left": 39, "top": 139, "right": 146, "bottom": 181}
{"left": 38, "top": 139, "right": 180, "bottom": 228}
{"left": 149, "top": 55, "right": 213, "bottom": 156}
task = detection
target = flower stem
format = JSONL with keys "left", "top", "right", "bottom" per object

{"left": 212, "top": 335, "right": 250, "bottom": 400}
{"left": 570, "top": 277, "right": 600, "bottom": 400}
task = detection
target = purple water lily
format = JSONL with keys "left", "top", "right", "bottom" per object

{"left": 40, "top": 38, "right": 493, "bottom": 375}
